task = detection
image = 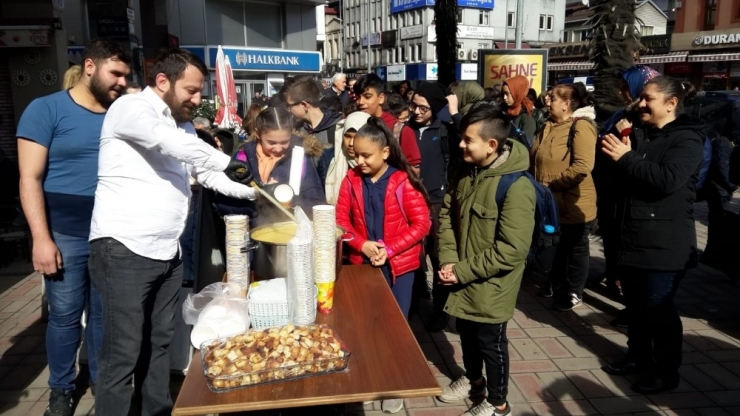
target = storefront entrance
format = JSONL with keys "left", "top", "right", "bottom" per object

{"left": 212, "top": 79, "right": 267, "bottom": 118}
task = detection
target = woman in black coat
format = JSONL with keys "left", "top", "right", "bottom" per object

{"left": 599, "top": 76, "right": 704, "bottom": 395}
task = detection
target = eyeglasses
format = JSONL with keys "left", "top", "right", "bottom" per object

{"left": 409, "top": 103, "right": 431, "bottom": 114}
{"left": 284, "top": 101, "right": 301, "bottom": 110}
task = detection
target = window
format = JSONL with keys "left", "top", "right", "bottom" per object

{"left": 705, "top": 0, "right": 717, "bottom": 30}
{"left": 411, "top": 45, "right": 416, "bottom": 62}
{"left": 507, "top": 12, "right": 515, "bottom": 28}
{"left": 562, "top": 30, "right": 569, "bottom": 42}
{"left": 417, "top": 44, "right": 422, "bottom": 62}
{"left": 457, "top": 10, "right": 463, "bottom": 24}
{"left": 479, "top": 11, "right": 489, "bottom": 26}
{"left": 640, "top": 26, "right": 654, "bottom": 36}
{"left": 539, "top": 14, "right": 553, "bottom": 31}
{"left": 401, "top": 46, "right": 406, "bottom": 62}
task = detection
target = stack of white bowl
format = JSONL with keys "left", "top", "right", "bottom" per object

{"left": 224, "top": 215, "right": 249, "bottom": 297}
{"left": 312, "top": 205, "right": 336, "bottom": 283}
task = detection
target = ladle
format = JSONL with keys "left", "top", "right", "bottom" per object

{"left": 249, "top": 181, "right": 298, "bottom": 223}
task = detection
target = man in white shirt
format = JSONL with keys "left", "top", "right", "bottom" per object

{"left": 88, "top": 49, "right": 255, "bottom": 416}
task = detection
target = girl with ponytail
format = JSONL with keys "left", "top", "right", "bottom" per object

{"left": 336, "top": 116, "right": 430, "bottom": 320}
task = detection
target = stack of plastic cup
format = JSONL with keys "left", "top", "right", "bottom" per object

{"left": 287, "top": 237, "right": 316, "bottom": 325}
{"left": 313, "top": 205, "right": 336, "bottom": 313}
{"left": 224, "top": 215, "right": 249, "bottom": 297}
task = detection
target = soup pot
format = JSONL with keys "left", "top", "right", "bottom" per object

{"left": 247, "top": 221, "right": 352, "bottom": 280}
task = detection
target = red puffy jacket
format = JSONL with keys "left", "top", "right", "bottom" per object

{"left": 336, "top": 167, "right": 430, "bottom": 281}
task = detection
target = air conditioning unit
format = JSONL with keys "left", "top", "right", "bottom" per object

{"left": 470, "top": 50, "right": 479, "bottom": 61}
{"left": 457, "top": 49, "right": 468, "bottom": 60}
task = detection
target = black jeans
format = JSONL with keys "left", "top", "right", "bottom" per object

{"left": 458, "top": 318, "right": 509, "bottom": 406}
{"left": 619, "top": 267, "right": 685, "bottom": 378}
{"left": 549, "top": 221, "right": 593, "bottom": 296}
{"left": 89, "top": 238, "right": 182, "bottom": 416}
{"left": 413, "top": 203, "right": 447, "bottom": 313}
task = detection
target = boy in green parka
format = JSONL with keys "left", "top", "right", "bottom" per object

{"left": 436, "top": 105, "right": 535, "bottom": 416}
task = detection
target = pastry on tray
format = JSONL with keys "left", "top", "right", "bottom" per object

{"left": 201, "top": 324, "right": 350, "bottom": 391}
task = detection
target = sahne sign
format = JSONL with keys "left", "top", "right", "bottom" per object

{"left": 477, "top": 49, "right": 548, "bottom": 95}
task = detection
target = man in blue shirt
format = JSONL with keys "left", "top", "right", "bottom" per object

{"left": 16, "top": 39, "right": 131, "bottom": 416}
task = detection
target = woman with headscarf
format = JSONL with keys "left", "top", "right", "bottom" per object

{"left": 593, "top": 65, "right": 661, "bottom": 301}
{"left": 502, "top": 75, "right": 537, "bottom": 144}
{"left": 325, "top": 111, "right": 371, "bottom": 204}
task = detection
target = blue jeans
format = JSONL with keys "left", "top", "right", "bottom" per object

{"left": 89, "top": 238, "right": 182, "bottom": 416}
{"left": 619, "top": 267, "right": 685, "bottom": 377}
{"left": 46, "top": 232, "right": 102, "bottom": 392}
{"left": 383, "top": 271, "right": 414, "bottom": 320}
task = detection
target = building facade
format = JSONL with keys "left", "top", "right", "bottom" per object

{"left": 668, "top": 0, "right": 740, "bottom": 90}
{"left": 341, "top": 0, "right": 565, "bottom": 86}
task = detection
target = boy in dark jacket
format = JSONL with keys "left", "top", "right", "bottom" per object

{"left": 437, "top": 105, "right": 535, "bottom": 416}
{"left": 409, "top": 82, "right": 450, "bottom": 331}
{"left": 354, "top": 74, "right": 422, "bottom": 173}
{"left": 284, "top": 76, "right": 343, "bottom": 186}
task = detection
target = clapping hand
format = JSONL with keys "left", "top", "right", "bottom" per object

{"left": 601, "top": 133, "right": 632, "bottom": 162}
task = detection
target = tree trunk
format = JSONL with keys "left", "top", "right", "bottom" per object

{"left": 589, "top": 0, "right": 640, "bottom": 122}
{"left": 434, "top": 0, "right": 458, "bottom": 87}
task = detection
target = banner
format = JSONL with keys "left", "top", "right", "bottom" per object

{"left": 477, "top": 49, "right": 548, "bottom": 95}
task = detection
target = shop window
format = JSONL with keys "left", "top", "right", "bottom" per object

{"left": 704, "top": 0, "right": 717, "bottom": 30}
{"left": 479, "top": 11, "right": 489, "bottom": 26}
{"left": 507, "top": 12, "right": 515, "bottom": 28}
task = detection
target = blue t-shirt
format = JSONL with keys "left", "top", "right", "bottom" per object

{"left": 16, "top": 91, "right": 105, "bottom": 237}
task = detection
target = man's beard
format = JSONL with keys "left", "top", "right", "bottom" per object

{"left": 89, "top": 73, "right": 121, "bottom": 108}
{"left": 163, "top": 87, "right": 195, "bottom": 123}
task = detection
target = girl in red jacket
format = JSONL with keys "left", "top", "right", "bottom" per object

{"left": 336, "top": 117, "right": 430, "bottom": 320}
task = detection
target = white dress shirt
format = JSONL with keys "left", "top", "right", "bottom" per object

{"left": 90, "top": 87, "right": 256, "bottom": 260}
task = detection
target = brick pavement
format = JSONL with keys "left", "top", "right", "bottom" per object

{"left": 1, "top": 200, "right": 740, "bottom": 416}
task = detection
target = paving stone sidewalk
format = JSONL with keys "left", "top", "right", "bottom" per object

{"left": 1, "top": 200, "right": 740, "bottom": 416}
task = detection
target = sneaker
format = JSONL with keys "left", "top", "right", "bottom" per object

{"left": 537, "top": 283, "right": 553, "bottom": 298}
{"left": 381, "top": 398, "right": 404, "bottom": 414}
{"left": 461, "top": 401, "right": 512, "bottom": 416}
{"left": 554, "top": 292, "right": 582, "bottom": 311}
{"left": 44, "top": 389, "right": 73, "bottom": 416}
{"left": 438, "top": 375, "right": 486, "bottom": 403}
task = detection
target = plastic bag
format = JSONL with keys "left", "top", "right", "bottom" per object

{"left": 182, "top": 282, "right": 243, "bottom": 325}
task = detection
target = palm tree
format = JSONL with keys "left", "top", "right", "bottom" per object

{"left": 434, "top": 0, "right": 458, "bottom": 87}
{"left": 588, "top": 0, "right": 641, "bottom": 121}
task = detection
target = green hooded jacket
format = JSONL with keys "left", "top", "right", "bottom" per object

{"left": 438, "top": 139, "right": 536, "bottom": 324}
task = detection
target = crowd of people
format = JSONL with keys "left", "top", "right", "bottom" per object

{"left": 14, "top": 39, "right": 735, "bottom": 416}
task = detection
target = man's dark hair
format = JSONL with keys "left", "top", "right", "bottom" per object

{"left": 147, "top": 48, "right": 208, "bottom": 87}
{"left": 384, "top": 93, "right": 408, "bottom": 118}
{"left": 319, "top": 94, "right": 342, "bottom": 114}
{"left": 284, "top": 76, "right": 321, "bottom": 107}
{"left": 82, "top": 38, "right": 131, "bottom": 65}
{"left": 459, "top": 104, "right": 510, "bottom": 155}
{"left": 354, "top": 74, "right": 385, "bottom": 96}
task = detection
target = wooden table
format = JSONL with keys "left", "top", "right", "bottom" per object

{"left": 172, "top": 265, "right": 442, "bottom": 415}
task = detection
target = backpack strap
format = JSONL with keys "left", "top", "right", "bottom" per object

{"left": 395, "top": 181, "right": 408, "bottom": 224}
{"left": 494, "top": 171, "right": 526, "bottom": 217}
{"left": 393, "top": 121, "right": 405, "bottom": 142}
{"left": 562, "top": 117, "right": 582, "bottom": 162}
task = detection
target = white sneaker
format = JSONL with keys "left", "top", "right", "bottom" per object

{"left": 438, "top": 375, "right": 486, "bottom": 403}
{"left": 461, "top": 401, "right": 512, "bottom": 416}
{"left": 381, "top": 399, "right": 404, "bottom": 414}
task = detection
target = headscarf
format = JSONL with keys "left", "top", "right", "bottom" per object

{"left": 452, "top": 81, "right": 485, "bottom": 115}
{"left": 503, "top": 75, "right": 534, "bottom": 118}
{"left": 325, "top": 112, "right": 371, "bottom": 205}
{"left": 414, "top": 82, "right": 448, "bottom": 116}
{"left": 621, "top": 65, "right": 661, "bottom": 102}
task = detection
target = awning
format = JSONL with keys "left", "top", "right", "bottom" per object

{"left": 547, "top": 60, "right": 594, "bottom": 71}
{"left": 639, "top": 51, "right": 688, "bottom": 64}
{"left": 688, "top": 50, "right": 740, "bottom": 62}
{"left": 495, "top": 42, "right": 530, "bottom": 49}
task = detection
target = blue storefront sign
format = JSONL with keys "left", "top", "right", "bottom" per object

{"left": 457, "top": 0, "right": 493, "bottom": 9}
{"left": 182, "top": 46, "right": 206, "bottom": 64}
{"left": 391, "top": 0, "right": 492, "bottom": 13}
{"left": 391, "top": 0, "right": 434, "bottom": 13}
{"left": 205, "top": 46, "right": 321, "bottom": 73}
